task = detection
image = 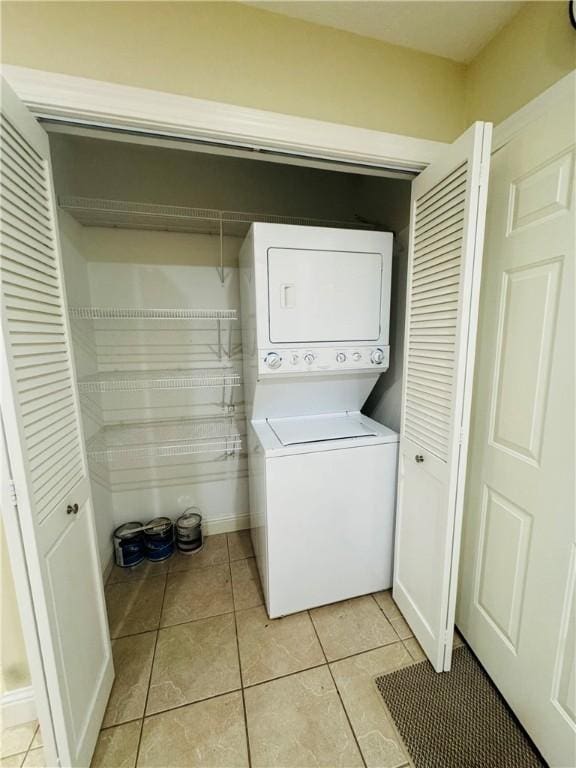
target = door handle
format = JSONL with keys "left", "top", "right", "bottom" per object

{"left": 66, "top": 503, "right": 79, "bottom": 515}
{"left": 280, "top": 284, "right": 295, "bottom": 308}
{"left": 415, "top": 455, "right": 424, "bottom": 463}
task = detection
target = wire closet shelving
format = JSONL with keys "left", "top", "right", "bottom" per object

{"left": 59, "top": 196, "right": 376, "bottom": 283}
{"left": 69, "top": 306, "right": 238, "bottom": 361}
{"left": 69, "top": 307, "right": 237, "bottom": 321}
{"left": 86, "top": 419, "right": 242, "bottom": 465}
{"left": 77, "top": 367, "right": 242, "bottom": 394}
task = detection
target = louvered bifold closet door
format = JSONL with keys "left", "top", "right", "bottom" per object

{"left": 404, "top": 162, "right": 467, "bottom": 461}
{"left": 0, "top": 79, "right": 113, "bottom": 768}
{"left": 393, "top": 122, "right": 492, "bottom": 673}
{"left": 1, "top": 114, "right": 85, "bottom": 512}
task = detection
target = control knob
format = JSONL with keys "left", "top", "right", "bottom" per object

{"left": 304, "top": 352, "right": 315, "bottom": 365}
{"left": 265, "top": 352, "right": 282, "bottom": 369}
{"left": 371, "top": 348, "right": 385, "bottom": 365}
{"left": 353, "top": 352, "right": 362, "bottom": 362}
{"left": 336, "top": 352, "right": 347, "bottom": 363}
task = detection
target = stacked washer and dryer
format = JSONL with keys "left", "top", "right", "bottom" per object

{"left": 240, "top": 224, "right": 398, "bottom": 618}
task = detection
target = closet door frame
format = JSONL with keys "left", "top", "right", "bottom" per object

{"left": 1, "top": 64, "right": 444, "bottom": 174}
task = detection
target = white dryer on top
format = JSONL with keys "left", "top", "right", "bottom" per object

{"left": 240, "top": 223, "right": 393, "bottom": 419}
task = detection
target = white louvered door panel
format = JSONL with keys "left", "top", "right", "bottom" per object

{"left": 393, "top": 122, "right": 492, "bottom": 672}
{"left": 0, "top": 79, "right": 113, "bottom": 767}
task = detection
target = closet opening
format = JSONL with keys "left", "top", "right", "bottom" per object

{"left": 48, "top": 130, "right": 413, "bottom": 575}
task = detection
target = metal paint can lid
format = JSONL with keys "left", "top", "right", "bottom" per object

{"left": 177, "top": 509, "right": 202, "bottom": 530}
{"left": 145, "top": 517, "right": 173, "bottom": 536}
{"left": 114, "top": 522, "right": 144, "bottom": 540}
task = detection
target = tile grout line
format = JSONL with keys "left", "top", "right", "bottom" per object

{"left": 132, "top": 571, "right": 169, "bottom": 768}
{"left": 370, "top": 593, "right": 405, "bottom": 641}
{"left": 307, "top": 609, "right": 368, "bottom": 768}
{"left": 101, "top": 687, "right": 245, "bottom": 728}
{"left": 228, "top": 536, "right": 253, "bottom": 768}
{"left": 16, "top": 723, "right": 39, "bottom": 767}
{"left": 155, "top": 606, "right": 236, "bottom": 634}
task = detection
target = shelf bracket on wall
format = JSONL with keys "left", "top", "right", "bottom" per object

{"left": 226, "top": 322, "right": 233, "bottom": 360}
{"left": 222, "top": 382, "right": 236, "bottom": 415}
{"left": 217, "top": 217, "right": 224, "bottom": 285}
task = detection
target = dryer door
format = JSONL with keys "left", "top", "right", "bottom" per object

{"left": 267, "top": 248, "right": 382, "bottom": 343}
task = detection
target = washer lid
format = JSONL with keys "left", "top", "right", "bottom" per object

{"left": 267, "top": 412, "right": 377, "bottom": 446}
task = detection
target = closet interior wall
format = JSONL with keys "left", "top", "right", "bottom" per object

{"left": 49, "top": 134, "right": 411, "bottom": 570}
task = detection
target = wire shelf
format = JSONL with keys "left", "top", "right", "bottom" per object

{"left": 59, "top": 196, "right": 374, "bottom": 237}
{"left": 69, "top": 307, "right": 238, "bottom": 321}
{"left": 77, "top": 368, "right": 242, "bottom": 393}
{"left": 87, "top": 418, "right": 242, "bottom": 463}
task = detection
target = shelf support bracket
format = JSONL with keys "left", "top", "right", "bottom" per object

{"left": 217, "top": 218, "right": 224, "bottom": 285}
{"left": 226, "top": 321, "right": 233, "bottom": 359}
{"left": 221, "top": 382, "right": 235, "bottom": 414}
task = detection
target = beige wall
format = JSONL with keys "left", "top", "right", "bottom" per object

{"left": 1, "top": 3, "right": 573, "bottom": 143}
{"left": 466, "top": 2, "right": 576, "bottom": 125}
{"left": 1, "top": 517, "right": 31, "bottom": 694}
{"left": 0, "top": 1, "right": 466, "bottom": 142}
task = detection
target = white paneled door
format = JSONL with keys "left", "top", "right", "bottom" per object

{"left": 393, "top": 121, "right": 492, "bottom": 672}
{"left": 457, "top": 91, "right": 575, "bottom": 766}
{"left": 0, "top": 80, "right": 113, "bottom": 766}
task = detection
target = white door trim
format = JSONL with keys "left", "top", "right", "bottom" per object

{"left": 0, "top": 423, "right": 57, "bottom": 758}
{"left": 493, "top": 70, "right": 576, "bottom": 151}
{"left": 0, "top": 65, "right": 445, "bottom": 172}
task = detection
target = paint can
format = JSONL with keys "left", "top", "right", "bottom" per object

{"left": 175, "top": 508, "right": 203, "bottom": 554}
{"left": 144, "top": 517, "right": 175, "bottom": 562}
{"left": 113, "top": 522, "right": 146, "bottom": 568}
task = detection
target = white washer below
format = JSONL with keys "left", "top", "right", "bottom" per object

{"left": 247, "top": 411, "right": 399, "bottom": 618}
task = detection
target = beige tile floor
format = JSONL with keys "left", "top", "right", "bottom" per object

{"left": 2, "top": 531, "right": 463, "bottom": 768}
{"left": 0, "top": 720, "right": 43, "bottom": 768}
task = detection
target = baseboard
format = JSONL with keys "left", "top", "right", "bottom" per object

{"left": 203, "top": 513, "right": 250, "bottom": 535}
{"left": 1, "top": 686, "right": 36, "bottom": 728}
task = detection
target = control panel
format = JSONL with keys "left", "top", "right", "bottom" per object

{"left": 259, "top": 346, "right": 390, "bottom": 376}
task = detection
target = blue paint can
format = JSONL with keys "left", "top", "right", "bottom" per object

{"left": 113, "top": 522, "right": 145, "bottom": 568}
{"left": 145, "top": 517, "right": 174, "bottom": 562}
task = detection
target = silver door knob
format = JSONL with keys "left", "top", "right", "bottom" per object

{"left": 415, "top": 455, "right": 424, "bottom": 463}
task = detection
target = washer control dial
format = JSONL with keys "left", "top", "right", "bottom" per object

{"left": 371, "top": 348, "right": 385, "bottom": 365}
{"left": 304, "top": 352, "right": 315, "bottom": 365}
{"left": 265, "top": 352, "right": 282, "bottom": 369}
{"left": 353, "top": 352, "right": 362, "bottom": 362}
{"left": 290, "top": 353, "right": 299, "bottom": 365}
{"left": 336, "top": 352, "right": 347, "bottom": 363}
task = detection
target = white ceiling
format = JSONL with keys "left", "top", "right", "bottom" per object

{"left": 248, "top": 1, "right": 525, "bottom": 63}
